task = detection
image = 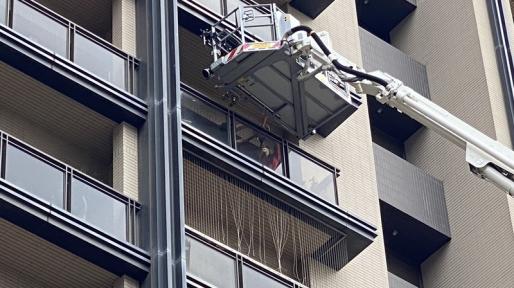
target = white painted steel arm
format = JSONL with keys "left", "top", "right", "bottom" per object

{"left": 355, "top": 71, "right": 514, "bottom": 196}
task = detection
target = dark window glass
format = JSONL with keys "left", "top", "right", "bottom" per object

{"left": 5, "top": 144, "right": 64, "bottom": 207}
{"left": 74, "top": 33, "right": 126, "bottom": 90}
{"left": 186, "top": 237, "right": 237, "bottom": 288}
{"left": 70, "top": 178, "right": 127, "bottom": 240}
{"left": 181, "top": 92, "right": 229, "bottom": 145}
{"left": 12, "top": 0, "right": 68, "bottom": 58}
{"left": 288, "top": 149, "right": 336, "bottom": 203}
{"left": 242, "top": 265, "right": 289, "bottom": 288}
{"left": 197, "top": 0, "right": 222, "bottom": 14}
{"left": 235, "top": 120, "right": 283, "bottom": 174}
{"left": 0, "top": 0, "right": 6, "bottom": 25}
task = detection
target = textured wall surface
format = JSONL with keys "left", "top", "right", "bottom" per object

{"left": 373, "top": 144, "right": 449, "bottom": 235}
{"left": 113, "top": 122, "right": 139, "bottom": 200}
{"left": 0, "top": 219, "right": 118, "bottom": 288}
{"left": 290, "top": 2, "right": 389, "bottom": 287}
{"left": 388, "top": 272, "right": 418, "bottom": 288}
{"left": 360, "top": 28, "right": 430, "bottom": 98}
{"left": 391, "top": 0, "right": 514, "bottom": 287}
{"left": 112, "top": 0, "right": 137, "bottom": 55}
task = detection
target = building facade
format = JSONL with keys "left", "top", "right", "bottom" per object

{"left": 0, "top": 0, "right": 512, "bottom": 288}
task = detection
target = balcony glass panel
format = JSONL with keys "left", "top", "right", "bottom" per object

{"left": 288, "top": 149, "right": 336, "bottom": 203}
{"left": 0, "top": 0, "right": 6, "bottom": 25}
{"left": 181, "top": 92, "right": 230, "bottom": 145}
{"left": 197, "top": 0, "right": 222, "bottom": 14}
{"left": 12, "top": 0, "right": 68, "bottom": 58}
{"left": 186, "top": 236, "right": 237, "bottom": 288}
{"left": 242, "top": 265, "right": 289, "bottom": 288}
{"left": 4, "top": 144, "right": 64, "bottom": 207}
{"left": 74, "top": 32, "right": 126, "bottom": 90}
{"left": 70, "top": 177, "right": 127, "bottom": 240}
{"left": 235, "top": 120, "right": 283, "bottom": 174}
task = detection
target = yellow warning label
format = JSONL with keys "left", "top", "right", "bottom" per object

{"left": 248, "top": 42, "right": 276, "bottom": 50}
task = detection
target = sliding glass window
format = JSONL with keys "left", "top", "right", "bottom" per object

{"left": 181, "top": 91, "right": 230, "bottom": 145}
{"left": 186, "top": 236, "right": 238, "bottom": 288}
{"left": 235, "top": 119, "right": 284, "bottom": 175}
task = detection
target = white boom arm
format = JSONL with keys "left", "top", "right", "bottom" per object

{"left": 351, "top": 70, "right": 514, "bottom": 196}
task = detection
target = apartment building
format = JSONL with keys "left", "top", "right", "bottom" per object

{"left": 0, "top": 0, "right": 513, "bottom": 288}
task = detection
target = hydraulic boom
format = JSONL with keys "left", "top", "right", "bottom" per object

{"left": 282, "top": 26, "right": 514, "bottom": 196}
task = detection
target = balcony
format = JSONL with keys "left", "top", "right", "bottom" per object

{"left": 181, "top": 84, "right": 340, "bottom": 205}
{"left": 181, "top": 85, "right": 377, "bottom": 284}
{"left": 186, "top": 227, "right": 307, "bottom": 288}
{"left": 356, "top": 0, "right": 416, "bottom": 42}
{"left": 373, "top": 144, "right": 450, "bottom": 263}
{"left": 0, "top": 0, "right": 146, "bottom": 126}
{"left": 0, "top": 130, "right": 149, "bottom": 280}
{"left": 360, "top": 28, "right": 428, "bottom": 142}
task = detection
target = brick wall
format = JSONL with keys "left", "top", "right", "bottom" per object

{"left": 391, "top": 0, "right": 514, "bottom": 287}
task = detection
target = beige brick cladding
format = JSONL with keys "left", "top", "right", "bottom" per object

{"left": 113, "top": 122, "right": 139, "bottom": 201}
{"left": 289, "top": 1, "right": 389, "bottom": 287}
{"left": 113, "top": 275, "right": 139, "bottom": 288}
{"left": 391, "top": 0, "right": 514, "bottom": 287}
{"left": 112, "top": 0, "right": 137, "bottom": 55}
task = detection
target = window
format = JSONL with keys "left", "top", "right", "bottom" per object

{"left": 242, "top": 265, "right": 289, "bottom": 288}
{"left": 4, "top": 143, "right": 65, "bottom": 207}
{"left": 235, "top": 119, "right": 284, "bottom": 175}
{"left": 288, "top": 148, "right": 337, "bottom": 204}
{"left": 186, "top": 236, "right": 238, "bottom": 288}
{"left": 181, "top": 91, "right": 230, "bottom": 145}
{"left": 12, "top": 0, "right": 68, "bottom": 58}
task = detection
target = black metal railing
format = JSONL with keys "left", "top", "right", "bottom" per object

{"left": 186, "top": 227, "right": 307, "bottom": 288}
{"left": 181, "top": 84, "right": 340, "bottom": 205}
{"left": 0, "top": 0, "right": 138, "bottom": 94}
{"left": 0, "top": 131, "right": 140, "bottom": 244}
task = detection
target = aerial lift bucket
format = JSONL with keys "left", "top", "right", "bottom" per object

{"left": 202, "top": 4, "right": 361, "bottom": 139}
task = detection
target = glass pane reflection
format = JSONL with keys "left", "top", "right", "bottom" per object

{"left": 12, "top": 0, "right": 68, "bottom": 58}
{"left": 74, "top": 33, "right": 126, "bottom": 90}
{"left": 242, "top": 265, "right": 289, "bottom": 288}
{"left": 70, "top": 178, "right": 127, "bottom": 240}
{"left": 186, "top": 236, "right": 237, "bottom": 288}
{"left": 0, "top": 0, "right": 6, "bottom": 25}
{"left": 5, "top": 144, "right": 64, "bottom": 207}
{"left": 288, "top": 149, "right": 336, "bottom": 203}
{"left": 181, "top": 92, "right": 229, "bottom": 145}
{"left": 235, "top": 120, "right": 283, "bottom": 174}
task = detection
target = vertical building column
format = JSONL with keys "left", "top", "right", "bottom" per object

{"left": 113, "top": 275, "right": 139, "bottom": 288}
{"left": 113, "top": 122, "right": 139, "bottom": 201}
{"left": 112, "top": 0, "right": 137, "bottom": 55}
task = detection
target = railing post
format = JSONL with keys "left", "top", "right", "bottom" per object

{"left": 0, "top": 133, "right": 5, "bottom": 179}
{"left": 7, "top": 0, "right": 13, "bottom": 27}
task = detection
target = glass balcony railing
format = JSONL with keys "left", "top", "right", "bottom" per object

{"left": 0, "top": 131, "right": 140, "bottom": 243}
{"left": 0, "top": 0, "right": 138, "bottom": 94}
{"left": 0, "top": 0, "right": 7, "bottom": 25}
{"left": 186, "top": 227, "right": 305, "bottom": 288}
{"left": 180, "top": 84, "right": 340, "bottom": 205}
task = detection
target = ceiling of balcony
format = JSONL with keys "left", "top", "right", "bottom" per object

{"left": 0, "top": 61, "right": 116, "bottom": 183}
{"left": 35, "top": 0, "right": 112, "bottom": 41}
{"left": 0, "top": 219, "right": 118, "bottom": 288}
